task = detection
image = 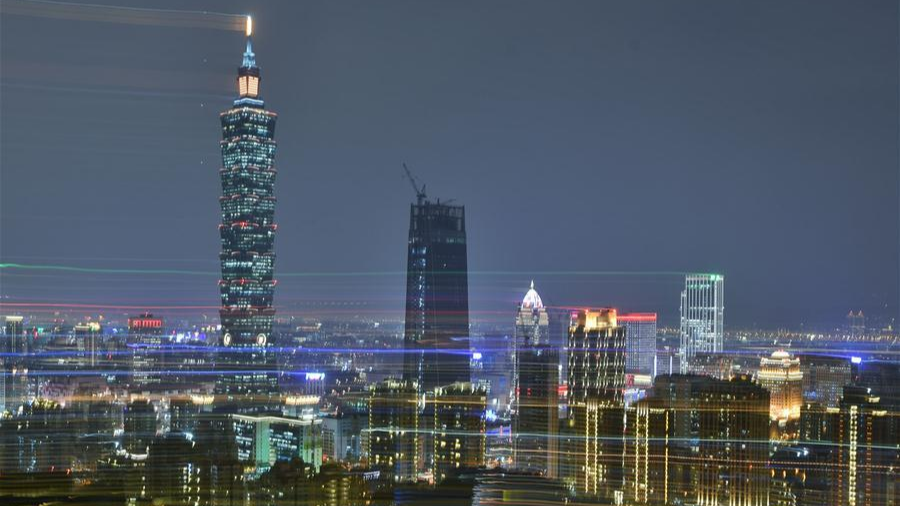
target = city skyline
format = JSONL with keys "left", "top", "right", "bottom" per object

{"left": 2, "top": 1, "right": 898, "bottom": 329}
{"left": 1, "top": 4, "right": 899, "bottom": 505}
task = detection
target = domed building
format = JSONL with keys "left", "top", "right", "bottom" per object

{"left": 512, "top": 281, "right": 558, "bottom": 478}
{"left": 757, "top": 350, "right": 802, "bottom": 438}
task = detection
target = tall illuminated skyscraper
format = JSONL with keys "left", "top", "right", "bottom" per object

{"left": 513, "top": 282, "right": 558, "bottom": 477}
{"left": 679, "top": 274, "right": 724, "bottom": 373}
{"left": 564, "top": 309, "right": 626, "bottom": 499}
{"left": 216, "top": 20, "right": 279, "bottom": 399}
{"left": 402, "top": 195, "right": 470, "bottom": 393}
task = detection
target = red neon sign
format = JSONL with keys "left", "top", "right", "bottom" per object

{"left": 129, "top": 318, "right": 163, "bottom": 330}
{"left": 617, "top": 313, "right": 657, "bottom": 323}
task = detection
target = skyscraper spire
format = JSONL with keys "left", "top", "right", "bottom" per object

{"left": 242, "top": 36, "right": 256, "bottom": 69}
{"left": 236, "top": 17, "right": 261, "bottom": 101}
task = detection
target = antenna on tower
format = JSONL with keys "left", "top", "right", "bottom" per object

{"left": 402, "top": 163, "right": 427, "bottom": 204}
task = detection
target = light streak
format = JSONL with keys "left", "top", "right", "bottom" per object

{"left": 0, "top": 0, "right": 246, "bottom": 32}
{"left": 1, "top": 262, "right": 711, "bottom": 278}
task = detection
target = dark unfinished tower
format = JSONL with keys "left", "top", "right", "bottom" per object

{"left": 217, "top": 29, "right": 278, "bottom": 399}
{"left": 402, "top": 197, "right": 471, "bottom": 393}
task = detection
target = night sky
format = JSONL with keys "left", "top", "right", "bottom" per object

{"left": 1, "top": 0, "right": 898, "bottom": 329}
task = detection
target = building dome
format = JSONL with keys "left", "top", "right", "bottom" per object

{"left": 771, "top": 350, "right": 791, "bottom": 360}
{"left": 521, "top": 280, "right": 544, "bottom": 309}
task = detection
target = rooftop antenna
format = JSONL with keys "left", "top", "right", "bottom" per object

{"left": 402, "top": 163, "right": 427, "bottom": 205}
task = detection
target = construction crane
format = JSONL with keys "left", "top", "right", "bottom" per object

{"left": 402, "top": 163, "right": 427, "bottom": 204}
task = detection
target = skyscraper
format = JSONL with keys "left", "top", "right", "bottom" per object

{"left": 679, "top": 274, "right": 724, "bottom": 373}
{"left": 619, "top": 312, "right": 657, "bottom": 378}
{"left": 217, "top": 22, "right": 279, "bottom": 400}
{"left": 513, "top": 282, "right": 559, "bottom": 477}
{"left": 564, "top": 309, "right": 626, "bottom": 499}
{"left": 402, "top": 195, "right": 470, "bottom": 393}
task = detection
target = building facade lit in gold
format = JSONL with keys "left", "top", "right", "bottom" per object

{"left": 757, "top": 350, "right": 803, "bottom": 429}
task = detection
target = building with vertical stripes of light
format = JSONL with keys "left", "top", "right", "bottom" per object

{"left": 679, "top": 274, "right": 724, "bottom": 373}
{"left": 563, "top": 308, "right": 626, "bottom": 500}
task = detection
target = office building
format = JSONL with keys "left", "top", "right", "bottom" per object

{"left": 128, "top": 313, "right": 165, "bottom": 388}
{"left": 402, "top": 194, "right": 470, "bottom": 392}
{"left": 232, "top": 413, "right": 323, "bottom": 473}
{"left": 512, "top": 282, "right": 558, "bottom": 477}
{"left": 322, "top": 411, "right": 367, "bottom": 463}
{"left": 679, "top": 274, "right": 724, "bottom": 373}
{"left": 74, "top": 322, "right": 101, "bottom": 369}
{"left": 515, "top": 281, "right": 550, "bottom": 348}
{"left": 217, "top": 24, "right": 279, "bottom": 400}
{"left": 564, "top": 309, "right": 626, "bottom": 499}
{"left": 4, "top": 316, "right": 26, "bottom": 355}
{"left": 620, "top": 312, "right": 657, "bottom": 378}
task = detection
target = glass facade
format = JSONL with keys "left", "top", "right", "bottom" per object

{"left": 402, "top": 200, "right": 470, "bottom": 392}
{"left": 679, "top": 274, "right": 725, "bottom": 373}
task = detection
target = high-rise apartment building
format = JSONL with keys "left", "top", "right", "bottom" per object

{"left": 564, "top": 309, "right": 626, "bottom": 499}
{"left": 679, "top": 274, "right": 724, "bottom": 373}
{"left": 619, "top": 313, "right": 657, "bottom": 378}
{"left": 123, "top": 398, "right": 157, "bottom": 456}
{"left": 512, "top": 282, "right": 558, "bottom": 477}
{"left": 831, "top": 386, "right": 896, "bottom": 506}
{"left": 217, "top": 25, "right": 279, "bottom": 400}
{"left": 801, "top": 354, "right": 852, "bottom": 408}
{"left": 368, "top": 379, "right": 419, "bottom": 483}
{"left": 627, "top": 374, "right": 770, "bottom": 506}
{"left": 402, "top": 196, "right": 470, "bottom": 393}
{"left": 432, "top": 382, "right": 487, "bottom": 483}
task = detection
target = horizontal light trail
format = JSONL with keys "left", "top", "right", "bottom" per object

{"left": 0, "top": 0, "right": 245, "bottom": 31}
{"left": 1, "top": 262, "right": 713, "bottom": 277}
